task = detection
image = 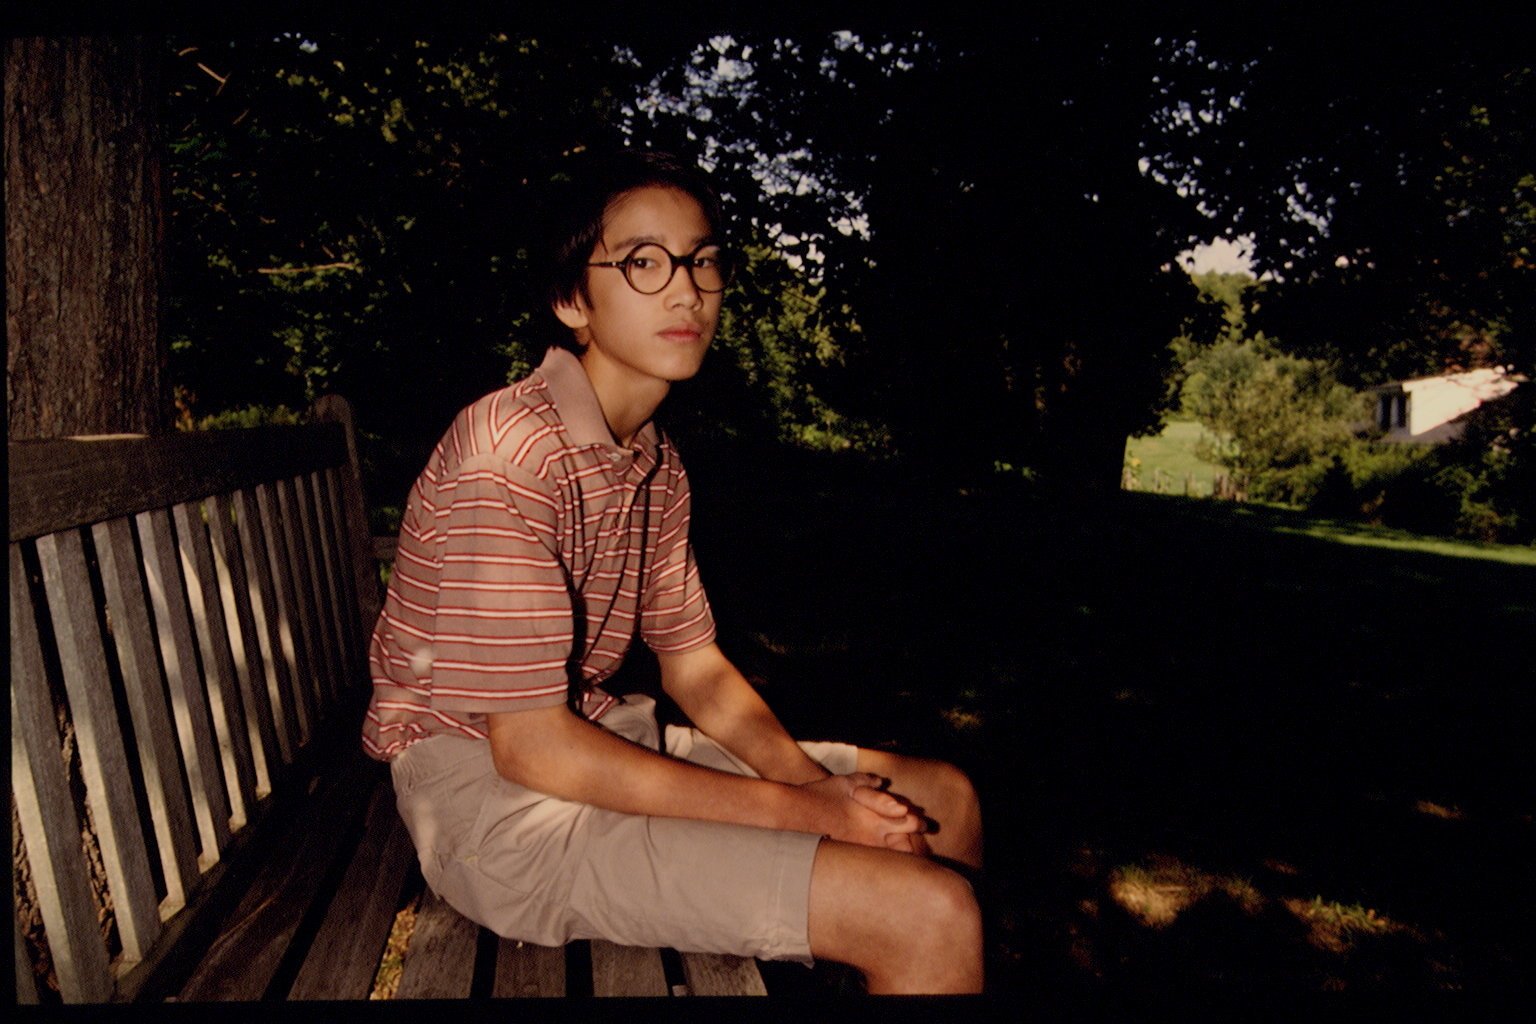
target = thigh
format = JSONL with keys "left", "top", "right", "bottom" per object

{"left": 560, "top": 809, "right": 824, "bottom": 963}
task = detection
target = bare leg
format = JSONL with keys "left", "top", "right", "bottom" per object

{"left": 856, "top": 749, "right": 983, "bottom": 870}
{"left": 807, "top": 839, "right": 983, "bottom": 994}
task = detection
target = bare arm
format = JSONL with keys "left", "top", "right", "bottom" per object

{"left": 484, "top": 703, "right": 919, "bottom": 849}
{"left": 657, "top": 642, "right": 927, "bottom": 855}
{"left": 658, "top": 641, "right": 828, "bottom": 785}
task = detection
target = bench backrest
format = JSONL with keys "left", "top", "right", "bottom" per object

{"left": 10, "top": 407, "right": 379, "bottom": 1003}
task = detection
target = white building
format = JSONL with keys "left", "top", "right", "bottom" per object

{"left": 1367, "top": 367, "right": 1521, "bottom": 443}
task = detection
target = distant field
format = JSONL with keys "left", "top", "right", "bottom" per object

{"left": 1122, "top": 419, "right": 1224, "bottom": 496}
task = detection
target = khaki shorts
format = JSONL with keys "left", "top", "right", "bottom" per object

{"left": 390, "top": 695, "right": 858, "bottom": 964}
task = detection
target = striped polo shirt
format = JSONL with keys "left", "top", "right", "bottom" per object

{"left": 362, "top": 347, "right": 716, "bottom": 760}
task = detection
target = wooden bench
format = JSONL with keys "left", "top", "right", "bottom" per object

{"left": 10, "top": 400, "right": 767, "bottom": 1003}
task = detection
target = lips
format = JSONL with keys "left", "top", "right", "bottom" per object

{"left": 658, "top": 323, "right": 705, "bottom": 342}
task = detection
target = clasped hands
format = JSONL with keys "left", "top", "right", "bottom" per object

{"left": 800, "top": 771, "right": 931, "bottom": 855}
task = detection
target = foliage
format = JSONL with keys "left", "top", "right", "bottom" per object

{"left": 177, "top": 402, "right": 306, "bottom": 432}
{"left": 1179, "top": 336, "right": 1365, "bottom": 505}
{"left": 1315, "top": 389, "right": 1536, "bottom": 545}
{"left": 158, "top": 21, "right": 1533, "bottom": 502}
{"left": 164, "top": 32, "right": 650, "bottom": 500}
{"left": 162, "top": 31, "right": 910, "bottom": 499}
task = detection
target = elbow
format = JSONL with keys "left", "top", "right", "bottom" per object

{"left": 484, "top": 705, "right": 575, "bottom": 792}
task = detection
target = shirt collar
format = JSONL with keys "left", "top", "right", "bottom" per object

{"left": 535, "top": 346, "right": 659, "bottom": 456}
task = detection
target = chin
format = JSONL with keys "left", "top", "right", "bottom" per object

{"left": 657, "top": 351, "right": 710, "bottom": 383}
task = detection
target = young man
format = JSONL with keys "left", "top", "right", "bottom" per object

{"left": 362, "top": 151, "right": 984, "bottom": 994}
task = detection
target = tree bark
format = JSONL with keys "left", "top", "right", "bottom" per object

{"left": 6, "top": 35, "right": 166, "bottom": 439}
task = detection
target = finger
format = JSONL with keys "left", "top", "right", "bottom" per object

{"left": 844, "top": 772, "right": 889, "bottom": 791}
{"left": 884, "top": 831, "right": 918, "bottom": 854}
{"left": 849, "top": 785, "right": 908, "bottom": 818}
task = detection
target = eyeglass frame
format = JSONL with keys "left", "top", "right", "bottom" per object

{"left": 586, "top": 242, "right": 739, "bottom": 295}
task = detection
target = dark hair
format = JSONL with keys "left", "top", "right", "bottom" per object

{"left": 540, "top": 149, "right": 723, "bottom": 354}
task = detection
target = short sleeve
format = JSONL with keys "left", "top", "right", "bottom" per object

{"left": 427, "top": 454, "right": 574, "bottom": 712}
{"left": 640, "top": 459, "right": 716, "bottom": 654}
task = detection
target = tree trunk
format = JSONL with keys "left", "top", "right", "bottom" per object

{"left": 6, "top": 35, "right": 166, "bottom": 439}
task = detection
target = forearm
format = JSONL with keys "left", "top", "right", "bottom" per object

{"left": 487, "top": 704, "right": 816, "bottom": 832}
{"left": 660, "top": 646, "right": 828, "bottom": 785}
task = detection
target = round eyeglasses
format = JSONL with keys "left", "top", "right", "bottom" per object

{"left": 587, "top": 243, "right": 738, "bottom": 295}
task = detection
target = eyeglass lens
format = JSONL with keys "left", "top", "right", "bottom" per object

{"left": 625, "top": 244, "right": 731, "bottom": 294}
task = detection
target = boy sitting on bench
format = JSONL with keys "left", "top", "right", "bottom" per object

{"left": 362, "top": 150, "right": 984, "bottom": 994}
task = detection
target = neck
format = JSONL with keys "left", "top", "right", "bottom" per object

{"left": 577, "top": 352, "right": 669, "bottom": 446}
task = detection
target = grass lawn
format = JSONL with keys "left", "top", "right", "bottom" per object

{"left": 1123, "top": 418, "right": 1225, "bottom": 497}
{"left": 670, "top": 447, "right": 1535, "bottom": 998}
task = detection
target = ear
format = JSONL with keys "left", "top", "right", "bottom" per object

{"left": 553, "top": 297, "right": 590, "bottom": 331}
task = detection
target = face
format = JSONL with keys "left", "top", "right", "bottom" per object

{"left": 555, "top": 185, "right": 722, "bottom": 395}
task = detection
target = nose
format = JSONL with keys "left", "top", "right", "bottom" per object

{"left": 663, "top": 261, "right": 704, "bottom": 308}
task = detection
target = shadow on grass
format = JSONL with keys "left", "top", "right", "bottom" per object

{"left": 662, "top": 451, "right": 1535, "bottom": 996}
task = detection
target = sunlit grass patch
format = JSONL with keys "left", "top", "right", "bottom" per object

{"left": 1271, "top": 517, "right": 1536, "bottom": 565}
{"left": 1284, "top": 896, "right": 1401, "bottom": 954}
{"left": 1108, "top": 856, "right": 1264, "bottom": 928}
{"left": 1413, "top": 799, "right": 1466, "bottom": 821}
{"left": 1122, "top": 420, "right": 1224, "bottom": 496}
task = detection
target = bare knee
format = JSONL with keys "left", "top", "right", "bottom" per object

{"left": 912, "top": 861, "right": 982, "bottom": 948}
{"left": 876, "top": 862, "right": 982, "bottom": 992}
{"left": 932, "top": 761, "right": 982, "bottom": 826}
{"left": 916, "top": 760, "right": 984, "bottom": 870}
{"left": 809, "top": 844, "right": 983, "bottom": 994}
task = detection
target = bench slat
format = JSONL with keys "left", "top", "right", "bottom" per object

{"left": 277, "top": 477, "right": 339, "bottom": 705}
{"left": 260, "top": 481, "right": 324, "bottom": 739}
{"left": 139, "top": 507, "right": 233, "bottom": 860}
{"left": 286, "top": 778, "right": 415, "bottom": 1000}
{"left": 678, "top": 951, "right": 769, "bottom": 996}
{"left": 35, "top": 530, "right": 164, "bottom": 962}
{"left": 10, "top": 547, "right": 115, "bottom": 1003}
{"left": 311, "top": 395, "right": 383, "bottom": 640}
{"left": 590, "top": 940, "right": 669, "bottom": 997}
{"left": 175, "top": 752, "right": 381, "bottom": 1001}
{"left": 300, "top": 471, "right": 354, "bottom": 702}
{"left": 234, "top": 486, "right": 302, "bottom": 760}
{"left": 395, "top": 890, "right": 480, "bottom": 999}
{"left": 174, "top": 500, "right": 259, "bottom": 827}
{"left": 208, "top": 492, "right": 281, "bottom": 797}
{"left": 493, "top": 940, "right": 566, "bottom": 998}
{"left": 93, "top": 517, "right": 202, "bottom": 909}
{"left": 316, "top": 467, "right": 365, "bottom": 681}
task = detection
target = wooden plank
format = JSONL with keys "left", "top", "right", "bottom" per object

{"left": 254, "top": 482, "right": 319, "bottom": 743}
{"left": 207, "top": 492, "right": 279, "bottom": 798}
{"left": 678, "top": 951, "right": 769, "bottom": 996}
{"left": 492, "top": 940, "right": 566, "bottom": 998}
{"left": 93, "top": 517, "right": 201, "bottom": 910}
{"left": 260, "top": 481, "right": 324, "bottom": 736}
{"left": 286, "top": 781, "right": 416, "bottom": 1000}
{"left": 311, "top": 395, "right": 382, "bottom": 640}
{"left": 10, "top": 546, "right": 115, "bottom": 1003}
{"left": 8, "top": 424, "right": 348, "bottom": 542}
{"left": 138, "top": 507, "right": 233, "bottom": 860}
{"left": 394, "top": 890, "right": 479, "bottom": 1000}
{"left": 233, "top": 486, "right": 301, "bottom": 761}
{"left": 173, "top": 500, "right": 258, "bottom": 829}
{"left": 175, "top": 751, "right": 381, "bottom": 1001}
{"left": 35, "top": 531, "right": 163, "bottom": 963}
{"left": 590, "top": 940, "right": 669, "bottom": 997}
{"left": 314, "top": 468, "right": 364, "bottom": 687}
{"left": 289, "top": 473, "right": 345, "bottom": 702}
